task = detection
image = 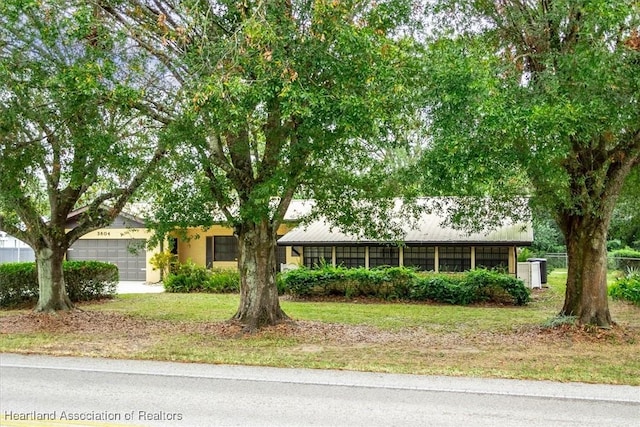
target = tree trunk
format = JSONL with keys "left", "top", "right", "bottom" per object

{"left": 35, "top": 247, "right": 74, "bottom": 312}
{"left": 559, "top": 215, "right": 612, "bottom": 327}
{"left": 232, "top": 220, "right": 289, "bottom": 330}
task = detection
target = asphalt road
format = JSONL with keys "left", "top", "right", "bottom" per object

{"left": 1, "top": 353, "right": 638, "bottom": 427}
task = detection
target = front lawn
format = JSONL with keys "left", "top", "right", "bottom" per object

{"left": 1, "top": 269, "right": 639, "bottom": 385}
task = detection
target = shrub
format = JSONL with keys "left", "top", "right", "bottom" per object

{"left": 0, "top": 261, "right": 118, "bottom": 308}
{"left": 0, "top": 262, "right": 38, "bottom": 307}
{"left": 410, "top": 274, "right": 476, "bottom": 305}
{"left": 164, "top": 260, "right": 210, "bottom": 293}
{"left": 163, "top": 261, "right": 240, "bottom": 293}
{"left": 279, "top": 265, "right": 419, "bottom": 300}
{"left": 610, "top": 248, "right": 640, "bottom": 271}
{"left": 204, "top": 268, "right": 240, "bottom": 293}
{"left": 607, "top": 239, "right": 623, "bottom": 251}
{"left": 609, "top": 269, "right": 640, "bottom": 306}
{"left": 463, "top": 269, "right": 530, "bottom": 306}
{"left": 379, "top": 266, "right": 418, "bottom": 299}
{"left": 278, "top": 265, "right": 345, "bottom": 297}
{"left": 409, "top": 270, "right": 529, "bottom": 306}
{"left": 517, "top": 248, "right": 534, "bottom": 262}
{"left": 62, "top": 261, "right": 118, "bottom": 302}
{"left": 149, "top": 250, "right": 177, "bottom": 278}
{"left": 279, "top": 265, "right": 528, "bottom": 306}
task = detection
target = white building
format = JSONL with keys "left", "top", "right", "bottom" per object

{"left": 0, "top": 232, "right": 35, "bottom": 263}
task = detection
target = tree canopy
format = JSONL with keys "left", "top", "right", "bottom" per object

{"left": 0, "top": 0, "right": 170, "bottom": 311}
{"left": 609, "top": 168, "right": 640, "bottom": 250}
{"left": 420, "top": 0, "right": 640, "bottom": 326}
{"left": 104, "top": 0, "right": 426, "bottom": 328}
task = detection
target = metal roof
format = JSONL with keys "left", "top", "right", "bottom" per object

{"left": 278, "top": 212, "right": 533, "bottom": 246}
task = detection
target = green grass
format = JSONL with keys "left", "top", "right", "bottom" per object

{"left": 282, "top": 301, "right": 543, "bottom": 331}
{"left": 1, "top": 269, "right": 639, "bottom": 385}
{"left": 97, "top": 293, "right": 239, "bottom": 322}
{"left": 90, "top": 269, "right": 565, "bottom": 332}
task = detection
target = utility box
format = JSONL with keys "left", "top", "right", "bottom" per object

{"left": 517, "top": 261, "right": 542, "bottom": 289}
{"left": 527, "top": 258, "right": 548, "bottom": 285}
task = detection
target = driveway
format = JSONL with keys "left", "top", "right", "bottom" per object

{"left": 116, "top": 281, "right": 164, "bottom": 294}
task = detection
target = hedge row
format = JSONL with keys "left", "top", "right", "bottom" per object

{"left": 609, "top": 249, "right": 640, "bottom": 271}
{"left": 278, "top": 266, "right": 530, "bottom": 306}
{"left": 161, "top": 261, "right": 530, "bottom": 306}
{"left": 164, "top": 261, "right": 240, "bottom": 293}
{"left": 0, "top": 261, "right": 118, "bottom": 308}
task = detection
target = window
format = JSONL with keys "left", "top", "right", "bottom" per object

{"left": 369, "top": 246, "right": 399, "bottom": 268}
{"left": 403, "top": 246, "right": 435, "bottom": 271}
{"left": 168, "top": 237, "right": 178, "bottom": 255}
{"left": 303, "top": 246, "right": 332, "bottom": 268}
{"left": 475, "top": 246, "right": 509, "bottom": 270}
{"left": 335, "top": 246, "right": 365, "bottom": 268}
{"left": 438, "top": 246, "right": 471, "bottom": 272}
{"left": 207, "top": 236, "right": 238, "bottom": 264}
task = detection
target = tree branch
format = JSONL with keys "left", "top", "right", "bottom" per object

{"left": 201, "top": 161, "right": 236, "bottom": 224}
{"left": 226, "top": 128, "right": 255, "bottom": 197}
{"left": 206, "top": 133, "right": 235, "bottom": 176}
{"left": 100, "top": 4, "right": 186, "bottom": 85}
{"left": 0, "top": 215, "right": 29, "bottom": 244}
{"left": 65, "top": 140, "right": 168, "bottom": 244}
{"left": 273, "top": 186, "right": 296, "bottom": 231}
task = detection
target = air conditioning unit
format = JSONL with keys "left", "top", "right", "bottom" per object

{"left": 517, "top": 261, "right": 542, "bottom": 289}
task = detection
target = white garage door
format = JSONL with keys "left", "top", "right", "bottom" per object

{"left": 67, "top": 239, "right": 147, "bottom": 281}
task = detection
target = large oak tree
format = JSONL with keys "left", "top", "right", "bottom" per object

{"left": 421, "top": 0, "right": 639, "bottom": 326}
{"left": 105, "top": 0, "right": 425, "bottom": 329}
{"left": 0, "top": 0, "right": 171, "bottom": 311}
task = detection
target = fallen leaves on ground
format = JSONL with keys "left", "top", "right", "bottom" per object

{"left": 1, "top": 309, "right": 636, "bottom": 347}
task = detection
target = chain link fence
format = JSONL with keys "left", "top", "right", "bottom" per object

{"left": 541, "top": 253, "right": 640, "bottom": 271}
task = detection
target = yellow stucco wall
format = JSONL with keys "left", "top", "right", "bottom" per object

{"left": 176, "top": 224, "right": 295, "bottom": 270}
{"left": 284, "top": 246, "right": 303, "bottom": 267}
{"left": 176, "top": 225, "right": 235, "bottom": 269}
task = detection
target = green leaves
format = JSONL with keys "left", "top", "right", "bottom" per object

{"left": 0, "top": 260, "right": 117, "bottom": 308}
{"left": 0, "top": 0, "right": 171, "bottom": 247}
{"left": 279, "top": 264, "right": 530, "bottom": 305}
{"left": 421, "top": 0, "right": 640, "bottom": 219}
{"left": 128, "top": 1, "right": 426, "bottom": 237}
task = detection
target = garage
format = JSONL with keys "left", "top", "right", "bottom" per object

{"left": 67, "top": 239, "right": 147, "bottom": 281}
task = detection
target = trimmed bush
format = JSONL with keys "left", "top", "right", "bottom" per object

{"left": 0, "top": 263, "right": 38, "bottom": 307}
{"left": 462, "top": 269, "right": 530, "bottom": 306}
{"left": 163, "top": 261, "right": 239, "bottom": 293}
{"left": 410, "top": 274, "right": 476, "bottom": 305}
{"left": 381, "top": 266, "right": 418, "bottom": 299}
{"left": 0, "top": 261, "right": 118, "bottom": 308}
{"left": 278, "top": 265, "right": 347, "bottom": 297}
{"left": 609, "top": 269, "right": 640, "bottom": 306}
{"left": 279, "top": 265, "right": 419, "bottom": 300}
{"left": 610, "top": 249, "right": 640, "bottom": 271}
{"left": 279, "top": 265, "right": 529, "bottom": 306}
{"left": 62, "top": 261, "right": 118, "bottom": 302}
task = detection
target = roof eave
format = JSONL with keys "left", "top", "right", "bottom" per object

{"left": 277, "top": 240, "right": 533, "bottom": 246}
